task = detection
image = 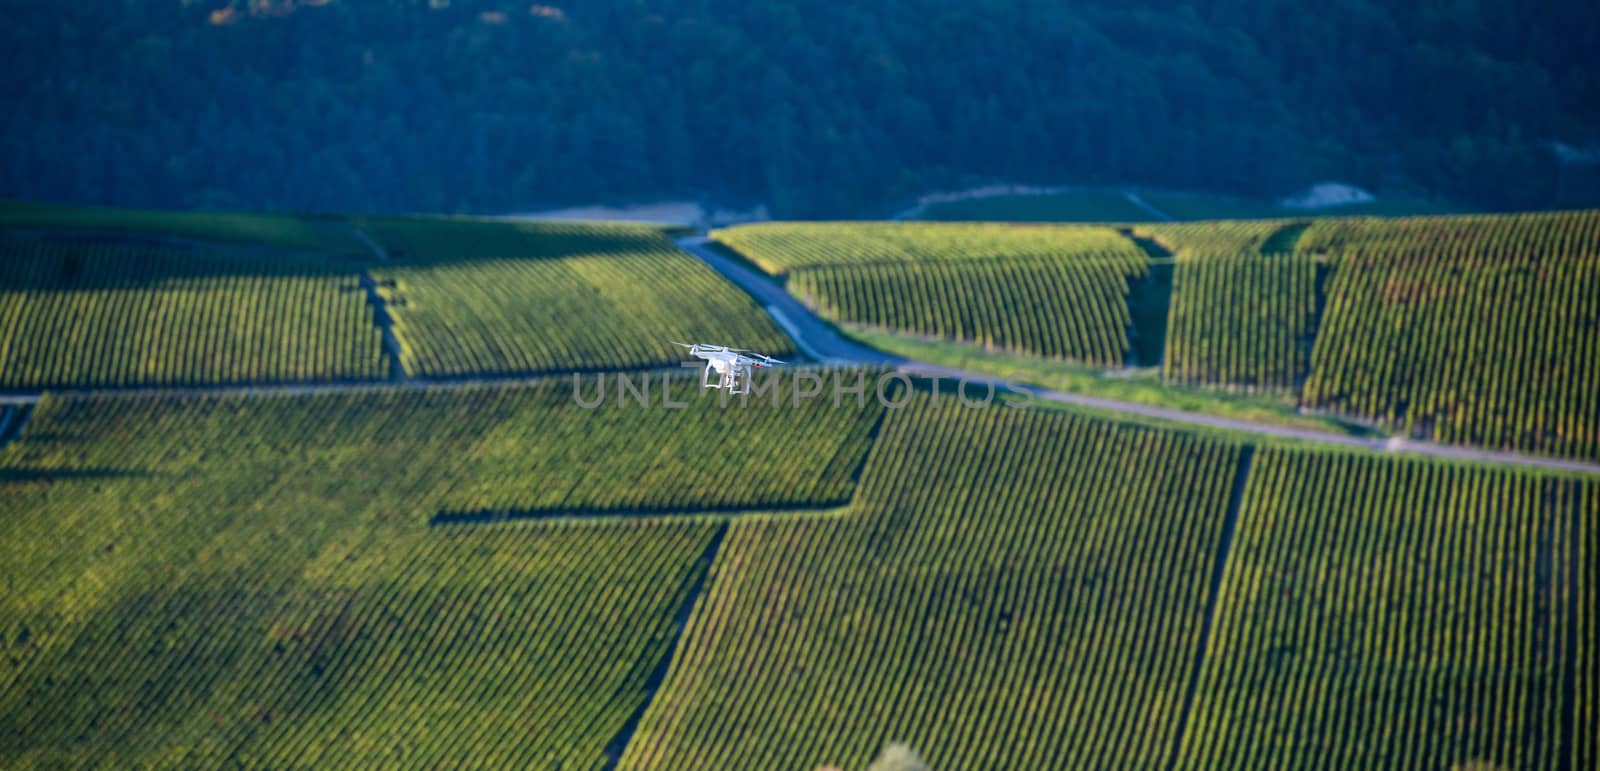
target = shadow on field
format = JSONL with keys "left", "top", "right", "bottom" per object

{"left": 429, "top": 501, "right": 846, "bottom": 526}
{"left": 0, "top": 466, "right": 152, "bottom": 483}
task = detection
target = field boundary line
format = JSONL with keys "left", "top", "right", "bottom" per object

{"left": 1168, "top": 444, "right": 1253, "bottom": 769}
{"left": 346, "top": 224, "right": 390, "bottom": 262}
{"left": 1124, "top": 190, "right": 1174, "bottom": 221}
{"left": 603, "top": 520, "right": 730, "bottom": 769}
{"left": 357, "top": 269, "right": 407, "bottom": 381}
{"left": 430, "top": 502, "right": 850, "bottom": 527}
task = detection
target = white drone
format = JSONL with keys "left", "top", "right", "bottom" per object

{"left": 673, "top": 342, "right": 786, "bottom": 395}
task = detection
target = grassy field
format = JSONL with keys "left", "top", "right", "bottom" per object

{"left": 0, "top": 199, "right": 366, "bottom": 254}
{"left": 917, "top": 189, "right": 1159, "bottom": 221}
{"left": 912, "top": 188, "right": 1458, "bottom": 223}
{"left": 847, "top": 325, "right": 1378, "bottom": 438}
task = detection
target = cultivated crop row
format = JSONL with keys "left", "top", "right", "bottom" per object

{"left": 1139, "top": 221, "right": 1317, "bottom": 390}
{"left": 715, "top": 222, "right": 1150, "bottom": 365}
{"left": 0, "top": 370, "right": 884, "bottom": 765}
{"left": 0, "top": 239, "right": 385, "bottom": 388}
{"left": 620, "top": 396, "right": 1243, "bottom": 770}
{"left": 1302, "top": 211, "right": 1600, "bottom": 459}
{"left": 1180, "top": 448, "right": 1589, "bottom": 769}
{"left": 711, "top": 221, "right": 1144, "bottom": 272}
{"left": 369, "top": 230, "right": 793, "bottom": 377}
{"left": 790, "top": 257, "right": 1138, "bottom": 364}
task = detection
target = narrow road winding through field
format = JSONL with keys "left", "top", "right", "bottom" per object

{"left": 676, "top": 236, "right": 1600, "bottom": 475}
{"left": 2, "top": 235, "right": 1596, "bottom": 475}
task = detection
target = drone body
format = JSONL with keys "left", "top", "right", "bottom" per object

{"left": 673, "top": 342, "right": 786, "bottom": 395}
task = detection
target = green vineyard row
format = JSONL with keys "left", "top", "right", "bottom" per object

{"left": 0, "top": 373, "right": 880, "bottom": 766}
{"left": 1140, "top": 220, "right": 1317, "bottom": 390}
{"left": 712, "top": 220, "right": 1144, "bottom": 272}
{"left": 621, "top": 396, "right": 1244, "bottom": 769}
{"left": 0, "top": 237, "right": 385, "bottom": 388}
{"left": 1303, "top": 211, "right": 1600, "bottom": 460}
{"left": 714, "top": 222, "right": 1150, "bottom": 366}
{"left": 1181, "top": 448, "right": 1592, "bottom": 770}
{"left": 0, "top": 215, "right": 794, "bottom": 387}
{"left": 716, "top": 211, "right": 1600, "bottom": 460}
{"left": 370, "top": 237, "right": 794, "bottom": 378}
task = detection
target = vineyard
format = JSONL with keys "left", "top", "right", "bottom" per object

{"left": 0, "top": 374, "right": 880, "bottom": 766}
{"left": 1138, "top": 220, "right": 1319, "bottom": 390}
{"left": 789, "top": 257, "right": 1138, "bottom": 364}
{"left": 711, "top": 221, "right": 1145, "bottom": 272}
{"left": 3, "top": 197, "right": 1599, "bottom": 769}
{"left": 1179, "top": 448, "right": 1589, "bottom": 770}
{"left": 0, "top": 235, "right": 386, "bottom": 388}
{"left": 367, "top": 221, "right": 794, "bottom": 377}
{"left": 0, "top": 214, "right": 797, "bottom": 387}
{"left": 619, "top": 396, "right": 1246, "bottom": 769}
{"left": 1301, "top": 211, "right": 1600, "bottom": 460}
{"left": 714, "top": 222, "right": 1153, "bottom": 366}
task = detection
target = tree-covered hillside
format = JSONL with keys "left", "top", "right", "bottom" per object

{"left": 3, "top": 0, "right": 1598, "bottom": 216}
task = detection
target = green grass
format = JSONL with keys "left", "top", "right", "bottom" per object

{"left": 917, "top": 189, "right": 1157, "bottom": 222}
{"left": 849, "top": 324, "right": 1379, "bottom": 438}
{"left": 909, "top": 188, "right": 1460, "bottom": 224}
{"left": 0, "top": 199, "right": 366, "bottom": 254}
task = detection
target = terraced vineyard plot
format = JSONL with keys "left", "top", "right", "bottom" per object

{"left": 1139, "top": 221, "right": 1318, "bottom": 390}
{"left": 620, "top": 397, "right": 1244, "bottom": 770}
{"left": 715, "top": 221, "right": 1151, "bottom": 365}
{"left": 0, "top": 374, "right": 880, "bottom": 766}
{"left": 0, "top": 236, "right": 385, "bottom": 388}
{"left": 1179, "top": 449, "right": 1590, "bottom": 770}
{"left": 0, "top": 511, "right": 717, "bottom": 769}
{"left": 790, "top": 257, "right": 1137, "bottom": 364}
{"left": 1300, "top": 211, "right": 1600, "bottom": 460}
{"left": 366, "top": 221, "right": 793, "bottom": 377}
{"left": 712, "top": 220, "right": 1143, "bottom": 273}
